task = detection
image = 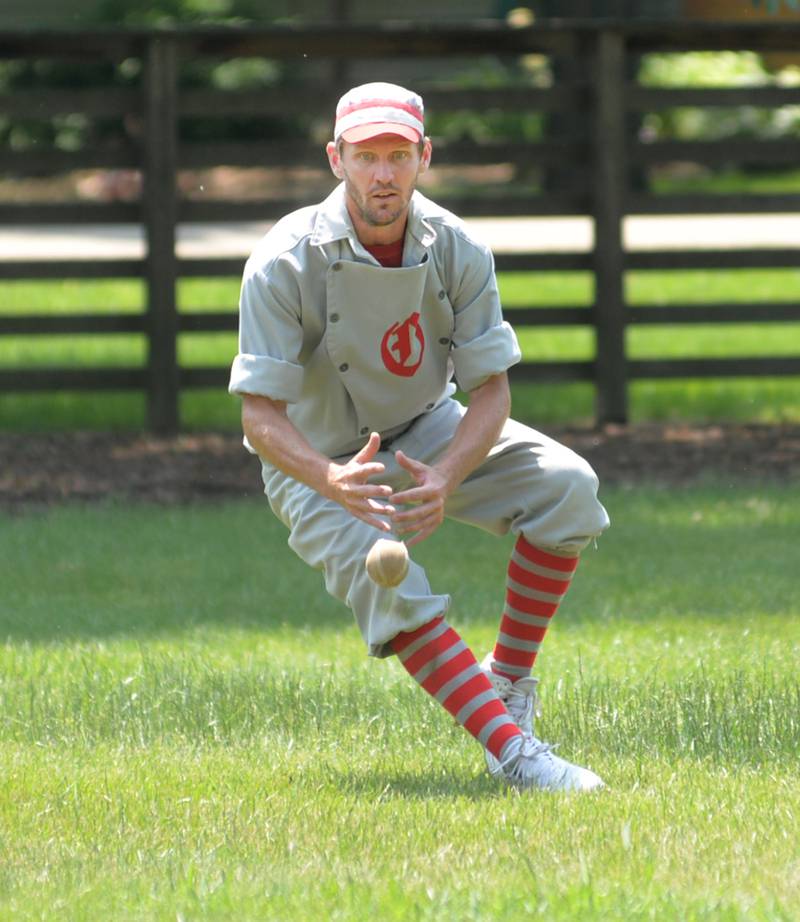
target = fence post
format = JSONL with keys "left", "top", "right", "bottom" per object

{"left": 143, "top": 34, "right": 179, "bottom": 434}
{"left": 591, "top": 27, "right": 628, "bottom": 425}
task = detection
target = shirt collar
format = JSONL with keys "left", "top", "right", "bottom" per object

{"left": 406, "top": 191, "right": 437, "bottom": 248}
{"left": 310, "top": 184, "right": 353, "bottom": 247}
{"left": 310, "top": 184, "right": 438, "bottom": 258}
{"left": 404, "top": 191, "right": 438, "bottom": 262}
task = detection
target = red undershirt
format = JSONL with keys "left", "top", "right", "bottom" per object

{"left": 364, "top": 238, "right": 404, "bottom": 268}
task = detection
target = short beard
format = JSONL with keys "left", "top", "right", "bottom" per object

{"left": 355, "top": 196, "right": 405, "bottom": 227}
{"left": 341, "top": 173, "right": 415, "bottom": 228}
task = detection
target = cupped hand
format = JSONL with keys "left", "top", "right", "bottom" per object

{"left": 389, "top": 449, "right": 452, "bottom": 546}
{"left": 326, "top": 432, "right": 395, "bottom": 531}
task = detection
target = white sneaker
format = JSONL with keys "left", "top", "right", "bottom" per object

{"left": 480, "top": 653, "right": 541, "bottom": 778}
{"left": 500, "top": 736, "right": 605, "bottom": 792}
{"left": 480, "top": 654, "right": 604, "bottom": 792}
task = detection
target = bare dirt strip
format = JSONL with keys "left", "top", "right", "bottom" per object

{"left": 2, "top": 424, "right": 798, "bottom": 513}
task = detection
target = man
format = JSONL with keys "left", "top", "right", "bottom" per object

{"left": 229, "top": 82, "right": 610, "bottom": 791}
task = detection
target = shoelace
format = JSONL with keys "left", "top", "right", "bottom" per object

{"left": 504, "top": 685, "right": 539, "bottom": 732}
{"left": 498, "top": 734, "right": 557, "bottom": 775}
{"left": 494, "top": 678, "right": 542, "bottom": 739}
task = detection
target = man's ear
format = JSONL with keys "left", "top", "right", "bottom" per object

{"left": 326, "top": 141, "right": 344, "bottom": 179}
{"left": 419, "top": 137, "right": 433, "bottom": 173}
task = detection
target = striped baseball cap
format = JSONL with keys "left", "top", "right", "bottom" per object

{"left": 334, "top": 82, "right": 425, "bottom": 144}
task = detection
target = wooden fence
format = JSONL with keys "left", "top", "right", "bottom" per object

{"left": 1, "top": 20, "right": 799, "bottom": 431}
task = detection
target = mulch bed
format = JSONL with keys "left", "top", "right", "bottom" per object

{"left": 2, "top": 423, "right": 798, "bottom": 513}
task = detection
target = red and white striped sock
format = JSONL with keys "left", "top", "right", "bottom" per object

{"left": 490, "top": 536, "right": 579, "bottom": 683}
{"left": 391, "top": 615, "right": 522, "bottom": 761}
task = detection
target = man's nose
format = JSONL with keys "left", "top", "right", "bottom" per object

{"left": 374, "top": 158, "right": 394, "bottom": 183}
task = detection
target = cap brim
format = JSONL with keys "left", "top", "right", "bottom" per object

{"left": 340, "top": 122, "right": 421, "bottom": 144}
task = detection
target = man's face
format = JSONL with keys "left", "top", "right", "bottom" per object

{"left": 327, "top": 134, "right": 432, "bottom": 240}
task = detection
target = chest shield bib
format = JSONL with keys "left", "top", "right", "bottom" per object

{"left": 325, "top": 258, "right": 454, "bottom": 437}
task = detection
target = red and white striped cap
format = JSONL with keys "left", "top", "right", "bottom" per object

{"left": 334, "top": 82, "right": 425, "bottom": 144}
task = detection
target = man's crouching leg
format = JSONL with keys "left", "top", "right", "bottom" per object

{"left": 442, "top": 419, "right": 609, "bottom": 790}
{"left": 265, "top": 471, "right": 525, "bottom": 773}
{"left": 266, "top": 467, "right": 446, "bottom": 655}
{"left": 390, "top": 615, "right": 523, "bottom": 764}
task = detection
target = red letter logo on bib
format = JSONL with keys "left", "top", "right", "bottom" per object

{"left": 381, "top": 312, "right": 425, "bottom": 378}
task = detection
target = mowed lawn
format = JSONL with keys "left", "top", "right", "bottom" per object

{"left": 1, "top": 484, "right": 798, "bottom": 921}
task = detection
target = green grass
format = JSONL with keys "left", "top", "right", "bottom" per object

{"left": 1, "top": 485, "right": 799, "bottom": 920}
{"left": 651, "top": 166, "right": 800, "bottom": 196}
{"left": 1, "top": 270, "right": 799, "bottom": 429}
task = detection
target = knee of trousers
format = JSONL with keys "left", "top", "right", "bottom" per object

{"left": 287, "top": 526, "right": 450, "bottom": 657}
{"left": 519, "top": 450, "right": 610, "bottom": 554}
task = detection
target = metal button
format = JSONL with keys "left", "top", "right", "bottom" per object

{"left": 439, "top": 337, "right": 450, "bottom": 345}
{"left": 339, "top": 363, "right": 349, "bottom": 372}
{"left": 426, "top": 403, "right": 435, "bottom": 410}
{"left": 360, "top": 426, "right": 369, "bottom": 435}
{"left": 332, "top": 262, "right": 342, "bottom": 271}
{"left": 437, "top": 290, "right": 446, "bottom": 300}
{"left": 330, "top": 313, "right": 339, "bottom": 323}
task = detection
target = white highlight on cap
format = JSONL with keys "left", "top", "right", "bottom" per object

{"left": 334, "top": 82, "right": 424, "bottom": 143}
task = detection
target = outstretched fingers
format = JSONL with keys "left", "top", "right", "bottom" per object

{"left": 327, "top": 432, "right": 399, "bottom": 529}
{"left": 389, "top": 483, "right": 429, "bottom": 506}
{"left": 346, "top": 481, "right": 395, "bottom": 510}
{"left": 353, "top": 431, "right": 382, "bottom": 465}
{"left": 340, "top": 484, "right": 395, "bottom": 529}
{"left": 396, "top": 508, "right": 442, "bottom": 546}
{"left": 388, "top": 449, "right": 452, "bottom": 544}
{"left": 394, "top": 449, "right": 425, "bottom": 478}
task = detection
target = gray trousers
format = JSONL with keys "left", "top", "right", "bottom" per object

{"left": 261, "top": 398, "right": 610, "bottom": 657}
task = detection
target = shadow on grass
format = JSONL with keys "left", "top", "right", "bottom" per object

{"left": 333, "top": 766, "right": 509, "bottom": 802}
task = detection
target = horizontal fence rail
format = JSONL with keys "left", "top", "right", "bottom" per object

{"left": 1, "top": 20, "right": 799, "bottom": 430}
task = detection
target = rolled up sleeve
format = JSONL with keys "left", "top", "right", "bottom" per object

{"left": 452, "top": 320, "right": 521, "bottom": 393}
{"left": 229, "top": 353, "right": 303, "bottom": 401}
{"left": 449, "top": 238, "right": 521, "bottom": 392}
{"left": 228, "top": 255, "right": 304, "bottom": 402}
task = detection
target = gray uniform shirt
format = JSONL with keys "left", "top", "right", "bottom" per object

{"left": 229, "top": 183, "right": 521, "bottom": 458}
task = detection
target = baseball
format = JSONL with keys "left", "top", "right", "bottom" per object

{"left": 365, "top": 538, "right": 409, "bottom": 588}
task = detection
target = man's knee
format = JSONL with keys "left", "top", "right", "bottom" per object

{"left": 524, "top": 447, "right": 609, "bottom": 552}
{"left": 545, "top": 448, "right": 601, "bottom": 505}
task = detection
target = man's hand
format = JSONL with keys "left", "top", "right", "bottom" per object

{"left": 386, "top": 374, "right": 512, "bottom": 546}
{"left": 326, "top": 432, "right": 395, "bottom": 531}
{"left": 389, "top": 450, "right": 452, "bottom": 546}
